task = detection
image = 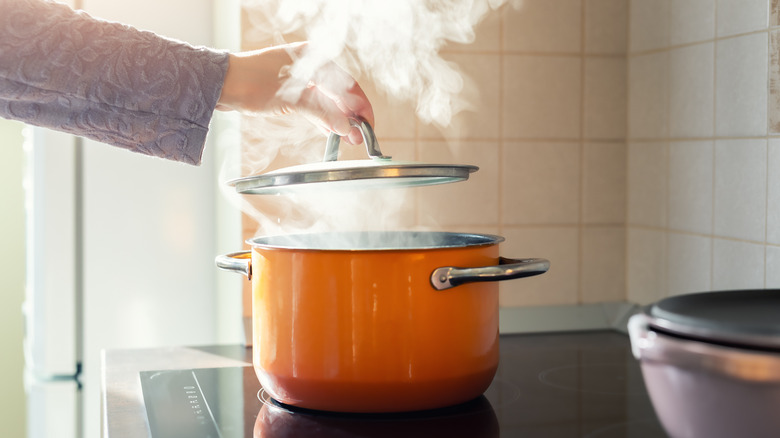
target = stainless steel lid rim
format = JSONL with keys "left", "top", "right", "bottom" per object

{"left": 646, "top": 316, "right": 780, "bottom": 352}
{"left": 231, "top": 120, "right": 480, "bottom": 194}
{"left": 644, "top": 289, "right": 780, "bottom": 350}
{"left": 629, "top": 314, "right": 780, "bottom": 383}
{"left": 232, "top": 164, "right": 478, "bottom": 194}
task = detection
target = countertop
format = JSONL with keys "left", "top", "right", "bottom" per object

{"left": 101, "top": 301, "right": 643, "bottom": 437}
{"left": 102, "top": 331, "right": 664, "bottom": 438}
{"left": 101, "top": 345, "right": 252, "bottom": 437}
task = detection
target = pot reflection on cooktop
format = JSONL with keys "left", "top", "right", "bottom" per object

{"left": 255, "top": 392, "right": 500, "bottom": 438}
{"left": 140, "top": 331, "right": 667, "bottom": 438}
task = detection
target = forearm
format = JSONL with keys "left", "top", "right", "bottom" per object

{"left": 0, "top": 0, "right": 229, "bottom": 164}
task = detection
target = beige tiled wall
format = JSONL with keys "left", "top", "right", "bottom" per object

{"left": 627, "top": 0, "right": 780, "bottom": 303}
{"left": 239, "top": 0, "right": 780, "bottom": 308}
{"left": 429, "top": 0, "right": 629, "bottom": 307}
{"left": 239, "top": 1, "right": 630, "bottom": 308}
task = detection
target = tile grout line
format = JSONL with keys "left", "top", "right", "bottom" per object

{"left": 339, "top": 134, "right": 780, "bottom": 143}
{"left": 629, "top": 134, "right": 780, "bottom": 142}
{"left": 624, "top": 223, "right": 780, "bottom": 248}
{"left": 629, "top": 27, "right": 772, "bottom": 58}
{"left": 766, "top": 143, "right": 770, "bottom": 288}
{"left": 625, "top": 0, "right": 633, "bottom": 303}
{"left": 773, "top": 1, "right": 779, "bottom": 289}
{"left": 764, "top": 9, "right": 774, "bottom": 287}
{"left": 497, "top": 4, "right": 506, "bottom": 307}
{"left": 711, "top": 0, "right": 718, "bottom": 291}
{"left": 509, "top": 221, "right": 780, "bottom": 245}
{"left": 578, "top": 0, "right": 587, "bottom": 306}
{"left": 663, "top": 0, "right": 671, "bottom": 300}
{"left": 498, "top": 4, "right": 505, "bottom": 241}
{"left": 441, "top": 49, "right": 627, "bottom": 58}
{"left": 764, "top": 2, "right": 777, "bottom": 287}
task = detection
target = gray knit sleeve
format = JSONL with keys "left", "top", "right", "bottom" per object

{"left": 0, "top": 0, "right": 229, "bottom": 165}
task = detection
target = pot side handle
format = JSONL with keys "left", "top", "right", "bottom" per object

{"left": 431, "top": 257, "right": 550, "bottom": 291}
{"left": 215, "top": 251, "right": 252, "bottom": 280}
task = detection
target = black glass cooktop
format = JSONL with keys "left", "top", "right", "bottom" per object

{"left": 140, "top": 331, "right": 666, "bottom": 437}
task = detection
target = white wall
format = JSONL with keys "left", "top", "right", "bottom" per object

{"left": 626, "top": 0, "right": 780, "bottom": 303}
{"left": 76, "top": 1, "right": 232, "bottom": 437}
{"left": 0, "top": 120, "right": 27, "bottom": 437}
{"left": 2, "top": 1, "right": 242, "bottom": 436}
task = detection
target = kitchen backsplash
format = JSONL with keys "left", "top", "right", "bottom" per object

{"left": 435, "top": 0, "right": 630, "bottom": 308}
{"left": 238, "top": 0, "right": 780, "bottom": 308}
{"left": 628, "top": 0, "right": 780, "bottom": 304}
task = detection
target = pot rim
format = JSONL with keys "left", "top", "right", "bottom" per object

{"left": 245, "top": 231, "right": 505, "bottom": 252}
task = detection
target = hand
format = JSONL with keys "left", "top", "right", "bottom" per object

{"left": 216, "top": 42, "right": 374, "bottom": 145}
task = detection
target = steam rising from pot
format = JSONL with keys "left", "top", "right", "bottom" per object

{"left": 223, "top": 0, "right": 520, "bottom": 240}
{"left": 243, "top": 0, "right": 515, "bottom": 127}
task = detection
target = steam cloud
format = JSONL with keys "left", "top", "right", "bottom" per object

{"left": 221, "top": 0, "right": 520, "bottom": 240}
{"left": 243, "top": 0, "right": 513, "bottom": 127}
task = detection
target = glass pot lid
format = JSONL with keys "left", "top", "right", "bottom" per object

{"left": 229, "top": 118, "right": 479, "bottom": 195}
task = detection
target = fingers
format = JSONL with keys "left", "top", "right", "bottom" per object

{"left": 344, "top": 81, "right": 374, "bottom": 145}
{"left": 221, "top": 42, "right": 375, "bottom": 145}
{"left": 346, "top": 81, "right": 375, "bottom": 128}
{"left": 297, "top": 85, "right": 352, "bottom": 139}
{"left": 308, "top": 62, "right": 375, "bottom": 145}
{"left": 295, "top": 84, "right": 374, "bottom": 145}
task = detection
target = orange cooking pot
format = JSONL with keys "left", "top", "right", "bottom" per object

{"left": 216, "top": 231, "right": 549, "bottom": 413}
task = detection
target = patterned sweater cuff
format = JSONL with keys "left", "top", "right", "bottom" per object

{"left": 0, "top": 0, "right": 230, "bottom": 165}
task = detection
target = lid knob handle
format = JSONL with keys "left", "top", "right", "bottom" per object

{"left": 324, "top": 118, "right": 391, "bottom": 162}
